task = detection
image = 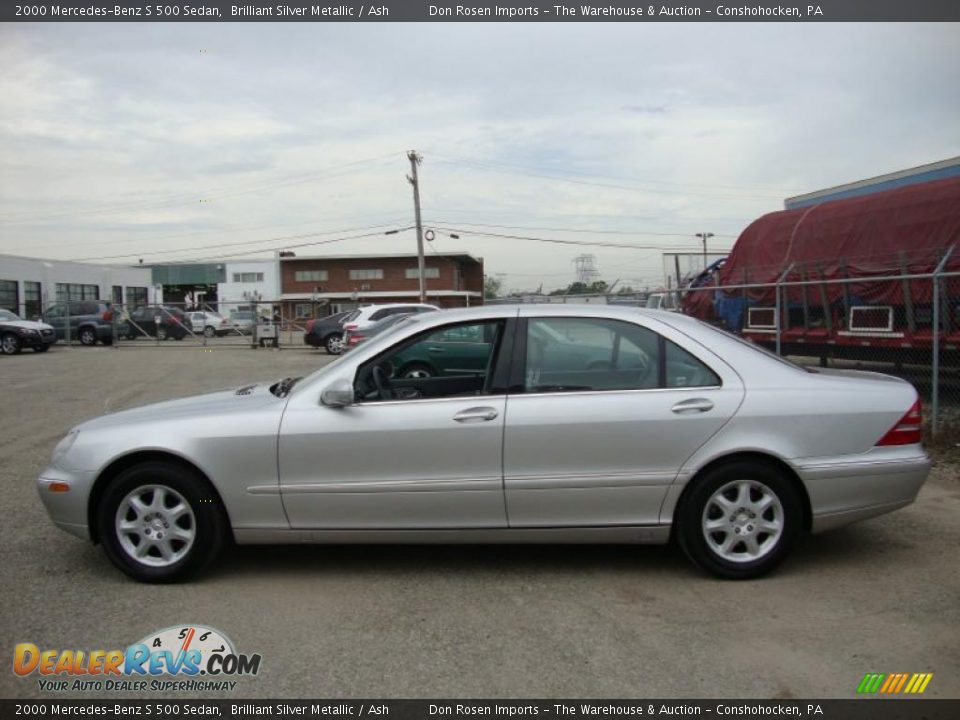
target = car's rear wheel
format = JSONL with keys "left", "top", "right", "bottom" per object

{"left": 79, "top": 327, "right": 97, "bottom": 346}
{"left": 400, "top": 362, "right": 435, "bottom": 379}
{"left": 203, "top": 326, "right": 216, "bottom": 338}
{"left": 676, "top": 460, "right": 801, "bottom": 580}
{"left": 1, "top": 332, "right": 22, "bottom": 355}
{"left": 97, "top": 462, "right": 227, "bottom": 583}
{"left": 325, "top": 333, "right": 344, "bottom": 355}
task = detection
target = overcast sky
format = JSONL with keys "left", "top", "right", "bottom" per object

{"left": 0, "top": 22, "right": 957, "bottom": 291}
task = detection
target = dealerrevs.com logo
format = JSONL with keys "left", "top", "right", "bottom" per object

{"left": 13, "top": 624, "right": 261, "bottom": 693}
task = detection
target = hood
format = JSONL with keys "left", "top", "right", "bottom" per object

{"left": 2, "top": 319, "right": 53, "bottom": 331}
{"left": 77, "top": 382, "right": 283, "bottom": 431}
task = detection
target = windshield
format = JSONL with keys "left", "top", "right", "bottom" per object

{"left": 0, "top": 309, "right": 20, "bottom": 321}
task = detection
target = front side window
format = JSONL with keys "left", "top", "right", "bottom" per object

{"left": 357, "top": 320, "right": 504, "bottom": 402}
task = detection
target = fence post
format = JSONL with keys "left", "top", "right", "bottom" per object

{"left": 774, "top": 264, "right": 794, "bottom": 357}
{"left": 931, "top": 246, "right": 955, "bottom": 436}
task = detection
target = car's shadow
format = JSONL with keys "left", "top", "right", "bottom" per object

{"left": 202, "top": 523, "right": 889, "bottom": 582}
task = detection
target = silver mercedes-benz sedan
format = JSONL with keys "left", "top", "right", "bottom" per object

{"left": 37, "top": 305, "right": 931, "bottom": 582}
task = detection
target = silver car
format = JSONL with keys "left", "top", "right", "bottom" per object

{"left": 37, "top": 306, "right": 930, "bottom": 582}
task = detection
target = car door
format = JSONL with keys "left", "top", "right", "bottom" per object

{"left": 44, "top": 305, "right": 65, "bottom": 339}
{"left": 277, "top": 316, "right": 515, "bottom": 529}
{"left": 503, "top": 312, "right": 745, "bottom": 528}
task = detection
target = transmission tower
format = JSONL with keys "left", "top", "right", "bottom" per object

{"left": 573, "top": 254, "right": 600, "bottom": 285}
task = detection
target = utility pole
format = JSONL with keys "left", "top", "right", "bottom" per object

{"left": 407, "top": 150, "right": 427, "bottom": 303}
{"left": 695, "top": 231, "right": 714, "bottom": 266}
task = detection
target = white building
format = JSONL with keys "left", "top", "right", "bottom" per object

{"left": 0, "top": 254, "right": 158, "bottom": 317}
{"left": 217, "top": 259, "right": 280, "bottom": 311}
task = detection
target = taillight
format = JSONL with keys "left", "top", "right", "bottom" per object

{"left": 876, "top": 399, "right": 923, "bottom": 446}
{"left": 305, "top": 320, "right": 315, "bottom": 332}
{"left": 348, "top": 334, "right": 364, "bottom": 345}
{"left": 343, "top": 323, "right": 357, "bottom": 331}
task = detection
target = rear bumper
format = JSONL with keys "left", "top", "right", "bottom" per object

{"left": 796, "top": 451, "right": 932, "bottom": 533}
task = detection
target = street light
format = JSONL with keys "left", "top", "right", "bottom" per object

{"left": 695, "top": 232, "right": 714, "bottom": 265}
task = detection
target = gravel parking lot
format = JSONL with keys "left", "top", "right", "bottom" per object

{"left": 2, "top": 345, "right": 959, "bottom": 699}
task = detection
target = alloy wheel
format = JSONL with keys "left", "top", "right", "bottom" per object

{"left": 701, "top": 479, "right": 784, "bottom": 563}
{"left": 114, "top": 484, "right": 196, "bottom": 568}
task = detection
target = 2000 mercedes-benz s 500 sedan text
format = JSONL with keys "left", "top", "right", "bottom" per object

{"left": 38, "top": 306, "right": 931, "bottom": 582}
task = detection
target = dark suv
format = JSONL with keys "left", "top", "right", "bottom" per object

{"left": 119, "top": 306, "right": 190, "bottom": 340}
{"left": 42, "top": 300, "right": 116, "bottom": 346}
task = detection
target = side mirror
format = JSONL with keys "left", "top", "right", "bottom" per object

{"left": 320, "top": 380, "right": 354, "bottom": 408}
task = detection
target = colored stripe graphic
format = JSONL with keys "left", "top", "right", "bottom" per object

{"left": 857, "top": 672, "right": 933, "bottom": 694}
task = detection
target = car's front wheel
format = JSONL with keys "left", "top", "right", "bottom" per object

{"left": 1, "top": 332, "right": 22, "bottom": 355}
{"left": 676, "top": 460, "right": 802, "bottom": 580}
{"left": 324, "top": 333, "right": 344, "bottom": 355}
{"left": 97, "top": 462, "right": 228, "bottom": 583}
{"left": 203, "top": 326, "right": 216, "bottom": 338}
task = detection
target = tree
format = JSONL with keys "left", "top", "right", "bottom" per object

{"left": 484, "top": 275, "right": 502, "bottom": 299}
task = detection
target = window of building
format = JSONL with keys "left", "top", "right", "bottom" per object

{"left": 112, "top": 285, "right": 123, "bottom": 304}
{"left": 0, "top": 280, "right": 18, "bottom": 314}
{"left": 294, "top": 303, "right": 314, "bottom": 319}
{"left": 232, "top": 272, "right": 265, "bottom": 283}
{"left": 404, "top": 267, "right": 440, "bottom": 279}
{"left": 349, "top": 269, "right": 383, "bottom": 280}
{"left": 24, "top": 281, "right": 41, "bottom": 318}
{"left": 55, "top": 283, "right": 99, "bottom": 302}
{"left": 125, "top": 286, "right": 148, "bottom": 309}
{"left": 294, "top": 270, "right": 328, "bottom": 282}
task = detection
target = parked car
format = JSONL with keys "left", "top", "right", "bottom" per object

{"left": 229, "top": 310, "right": 256, "bottom": 335}
{"left": 119, "top": 306, "right": 189, "bottom": 340}
{"left": 186, "top": 311, "right": 233, "bottom": 338}
{"left": 38, "top": 305, "right": 931, "bottom": 583}
{"left": 0, "top": 309, "right": 57, "bottom": 354}
{"left": 41, "top": 300, "right": 115, "bottom": 346}
{"left": 342, "top": 312, "right": 416, "bottom": 352}
{"left": 303, "top": 311, "right": 352, "bottom": 354}
{"left": 341, "top": 303, "right": 439, "bottom": 334}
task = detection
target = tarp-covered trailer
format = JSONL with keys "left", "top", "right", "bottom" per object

{"left": 683, "top": 177, "right": 960, "bottom": 363}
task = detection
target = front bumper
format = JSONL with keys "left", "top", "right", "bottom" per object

{"left": 797, "top": 451, "right": 932, "bottom": 532}
{"left": 37, "top": 465, "right": 96, "bottom": 541}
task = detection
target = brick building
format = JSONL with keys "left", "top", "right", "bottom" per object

{"left": 279, "top": 252, "right": 484, "bottom": 320}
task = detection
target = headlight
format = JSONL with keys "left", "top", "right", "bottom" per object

{"left": 19, "top": 328, "right": 39, "bottom": 335}
{"left": 52, "top": 430, "right": 79, "bottom": 463}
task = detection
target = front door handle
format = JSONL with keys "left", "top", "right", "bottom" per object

{"left": 671, "top": 398, "right": 714, "bottom": 414}
{"left": 453, "top": 407, "right": 499, "bottom": 423}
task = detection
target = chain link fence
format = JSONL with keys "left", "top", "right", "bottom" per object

{"left": 683, "top": 267, "right": 960, "bottom": 436}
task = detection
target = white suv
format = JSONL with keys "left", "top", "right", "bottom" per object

{"left": 342, "top": 303, "right": 439, "bottom": 332}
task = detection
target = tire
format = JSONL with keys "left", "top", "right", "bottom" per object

{"left": 157, "top": 327, "right": 168, "bottom": 341}
{"left": 34, "top": 345, "right": 50, "bottom": 353}
{"left": 324, "top": 332, "right": 344, "bottom": 355}
{"left": 399, "top": 362, "right": 435, "bottom": 379}
{"left": 203, "top": 326, "right": 216, "bottom": 338}
{"left": 96, "top": 461, "right": 228, "bottom": 583}
{"left": 1, "top": 332, "right": 22, "bottom": 355}
{"left": 676, "top": 460, "right": 802, "bottom": 580}
{"left": 79, "top": 327, "right": 97, "bottom": 346}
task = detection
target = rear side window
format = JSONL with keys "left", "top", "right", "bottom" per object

{"left": 524, "top": 317, "right": 720, "bottom": 393}
{"left": 369, "top": 308, "right": 393, "bottom": 321}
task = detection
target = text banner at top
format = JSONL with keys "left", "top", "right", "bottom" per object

{"left": 4, "top": 0, "right": 960, "bottom": 23}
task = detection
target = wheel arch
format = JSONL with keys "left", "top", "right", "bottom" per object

{"left": 670, "top": 451, "right": 812, "bottom": 534}
{"left": 87, "top": 450, "right": 231, "bottom": 545}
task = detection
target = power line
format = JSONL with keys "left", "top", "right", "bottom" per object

{"left": 430, "top": 225, "right": 730, "bottom": 252}
{"left": 69, "top": 222, "right": 412, "bottom": 262}
{"left": 424, "top": 219, "right": 739, "bottom": 239}
{"left": 430, "top": 155, "right": 792, "bottom": 201}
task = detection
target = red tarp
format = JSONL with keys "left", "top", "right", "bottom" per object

{"left": 685, "top": 176, "right": 960, "bottom": 318}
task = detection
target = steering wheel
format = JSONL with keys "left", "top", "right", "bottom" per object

{"left": 372, "top": 364, "right": 395, "bottom": 400}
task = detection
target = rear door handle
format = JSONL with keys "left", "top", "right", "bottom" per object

{"left": 453, "top": 407, "right": 499, "bottom": 423}
{"left": 671, "top": 398, "right": 714, "bottom": 414}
